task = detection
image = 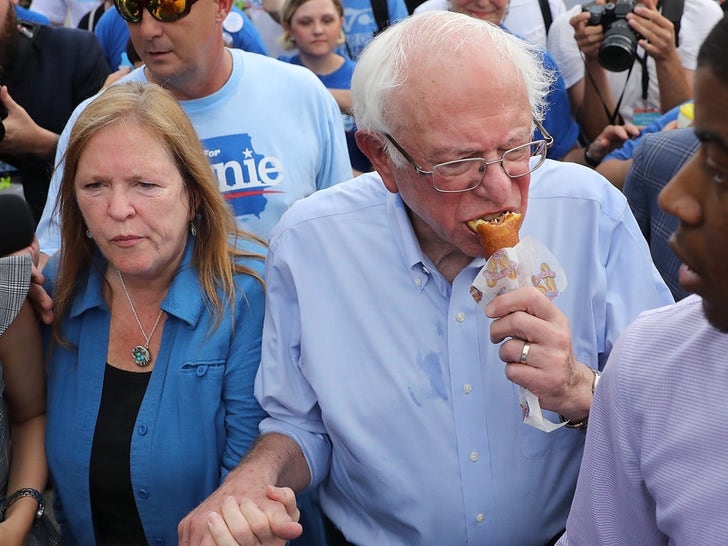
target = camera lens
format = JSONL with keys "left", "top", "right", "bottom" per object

{"left": 599, "top": 19, "right": 638, "bottom": 72}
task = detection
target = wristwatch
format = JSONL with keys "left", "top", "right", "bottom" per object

{"left": 560, "top": 368, "right": 602, "bottom": 431}
{"left": 583, "top": 146, "right": 601, "bottom": 168}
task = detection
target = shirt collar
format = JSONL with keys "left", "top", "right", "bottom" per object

{"left": 70, "top": 237, "right": 205, "bottom": 328}
{"left": 385, "top": 187, "right": 486, "bottom": 294}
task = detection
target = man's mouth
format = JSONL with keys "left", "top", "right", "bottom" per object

{"left": 467, "top": 211, "right": 515, "bottom": 231}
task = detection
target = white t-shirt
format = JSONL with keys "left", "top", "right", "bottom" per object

{"left": 29, "top": 0, "right": 102, "bottom": 26}
{"left": 547, "top": 0, "right": 723, "bottom": 123}
{"left": 414, "top": 0, "right": 567, "bottom": 49}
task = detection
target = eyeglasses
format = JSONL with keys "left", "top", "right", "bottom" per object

{"left": 383, "top": 120, "right": 554, "bottom": 193}
{"left": 114, "top": 0, "right": 199, "bottom": 23}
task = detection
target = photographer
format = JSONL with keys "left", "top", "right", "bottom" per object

{"left": 546, "top": 0, "right": 721, "bottom": 142}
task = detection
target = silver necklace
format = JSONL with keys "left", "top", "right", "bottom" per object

{"left": 117, "top": 269, "right": 164, "bottom": 367}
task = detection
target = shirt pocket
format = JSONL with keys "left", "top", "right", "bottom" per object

{"left": 178, "top": 359, "right": 227, "bottom": 402}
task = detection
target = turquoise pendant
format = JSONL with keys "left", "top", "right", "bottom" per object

{"left": 132, "top": 345, "right": 152, "bottom": 367}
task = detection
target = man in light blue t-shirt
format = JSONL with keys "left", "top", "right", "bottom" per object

{"left": 36, "top": 0, "right": 351, "bottom": 259}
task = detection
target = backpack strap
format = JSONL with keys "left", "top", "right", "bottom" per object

{"left": 538, "top": 0, "right": 553, "bottom": 35}
{"left": 370, "top": 0, "right": 390, "bottom": 35}
{"left": 658, "top": 0, "right": 684, "bottom": 48}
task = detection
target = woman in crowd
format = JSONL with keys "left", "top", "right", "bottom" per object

{"left": 44, "top": 82, "right": 267, "bottom": 545}
{"left": 278, "top": 0, "right": 371, "bottom": 175}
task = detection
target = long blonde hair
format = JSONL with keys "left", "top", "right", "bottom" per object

{"left": 53, "top": 82, "right": 265, "bottom": 344}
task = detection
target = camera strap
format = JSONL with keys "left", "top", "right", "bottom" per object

{"left": 638, "top": 51, "right": 649, "bottom": 102}
{"left": 538, "top": 0, "right": 553, "bottom": 35}
{"left": 588, "top": 0, "right": 684, "bottom": 128}
{"left": 584, "top": 57, "right": 632, "bottom": 127}
{"left": 607, "top": 64, "right": 632, "bottom": 125}
{"left": 658, "top": 0, "right": 684, "bottom": 48}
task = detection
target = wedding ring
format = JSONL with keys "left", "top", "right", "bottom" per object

{"left": 519, "top": 341, "right": 531, "bottom": 364}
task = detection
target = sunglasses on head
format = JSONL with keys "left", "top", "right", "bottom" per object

{"left": 114, "top": 0, "right": 199, "bottom": 23}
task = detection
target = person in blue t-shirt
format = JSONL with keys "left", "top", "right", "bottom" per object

{"left": 15, "top": 3, "right": 51, "bottom": 24}
{"left": 278, "top": 0, "right": 370, "bottom": 174}
{"left": 263, "top": 0, "right": 409, "bottom": 60}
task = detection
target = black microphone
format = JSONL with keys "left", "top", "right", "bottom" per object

{"left": 0, "top": 193, "right": 35, "bottom": 256}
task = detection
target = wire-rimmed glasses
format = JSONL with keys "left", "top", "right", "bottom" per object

{"left": 383, "top": 120, "right": 554, "bottom": 193}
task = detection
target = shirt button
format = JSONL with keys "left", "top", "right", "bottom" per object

{"left": 476, "top": 513, "right": 485, "bottom": 523}
{"left": 455, "top": 312, "right": 465, "bottom": 322}
{"left": 138, "top": 489, "right": 149, "bottom": 499}
{"left": 463, "top": 384, "right": 472, "bottom": 394}
{"left": 138, "top": 424, "right": 148, "bottom": 435}
{"left": 415, "top": 277, "right": 422, "bottom": 287}
{"left": 470, "top": 451, "right": 479, "bottom": 462}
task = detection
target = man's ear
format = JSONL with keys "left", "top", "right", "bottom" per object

{"left": 355, "top": 131, "right": 399, "bottom": 193}
{"left": 214, "top": 0, "right": 233, "bottom": 23}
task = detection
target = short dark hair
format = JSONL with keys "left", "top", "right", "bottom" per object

{"left": 698, "top": 15, "right": 728, "bottom": 84}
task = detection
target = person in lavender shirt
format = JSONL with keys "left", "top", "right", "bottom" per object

{"left": 558, "top": 15, "right": 728, "bottom": 545}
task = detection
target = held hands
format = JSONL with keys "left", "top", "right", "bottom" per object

{"left": 179, "top": 485, "right": 302, "bottom": 546}
{"left": 485, "top": 286, "right": 594, "bottom": 421}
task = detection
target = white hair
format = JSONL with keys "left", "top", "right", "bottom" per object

{"left": 351, "top": 11, "right": 554, "bottom": 165}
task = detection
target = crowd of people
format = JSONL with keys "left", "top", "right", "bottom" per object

{"left": 0, "top": 0, "right": 727, "bottom": 543}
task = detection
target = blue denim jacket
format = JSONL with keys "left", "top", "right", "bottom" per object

{"left": 45, "top": 237, "right": 267, "bottom": 545}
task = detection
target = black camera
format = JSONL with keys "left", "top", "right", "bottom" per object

{"left": 582, "top": 1, "right": 641, "bottom": 72}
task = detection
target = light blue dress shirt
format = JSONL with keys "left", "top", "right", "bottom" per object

{"left": 45, "top": 238, "right": 267, "bottom": 545}
{"left": 257, "top": 161, "right": 673, "bottom": 545}
{"left": 559, "top": 295, "right": 728, "bottom": 544}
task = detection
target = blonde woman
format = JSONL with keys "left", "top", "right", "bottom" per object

{"left": 44, "top": 82, "right": 267, "bottom": 545}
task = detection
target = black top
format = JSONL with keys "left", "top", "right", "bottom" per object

{"left": 0, "top": 20, "right": 111, "bottom": 222}
{"left": 89, "top": 364, "right": 151, "bottom": 546}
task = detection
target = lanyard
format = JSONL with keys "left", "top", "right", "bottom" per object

{"left": 585, "top": 55, "right": 634, "bottom": 126}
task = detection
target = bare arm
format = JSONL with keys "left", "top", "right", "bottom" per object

{"left": 596, "top": 158, "right": 634, "bottom": 190}
{"left": 328, "top": 89, "right": 352, "bottom": 115}
{"left": 0, "top": 302, "right": 47, "bottom": 546}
